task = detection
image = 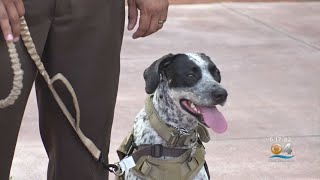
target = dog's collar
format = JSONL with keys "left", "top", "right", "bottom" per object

{"left": 167, "top": 124, "right": 192, "bottom": 136}
{"left": 145, "top": 94, "right": 210, "bottom": 147}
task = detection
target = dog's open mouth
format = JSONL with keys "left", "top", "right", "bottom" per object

{"left": 180, "top": 99, "right": 227, "bottom": 133}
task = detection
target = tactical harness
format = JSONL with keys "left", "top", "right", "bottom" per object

{"left": 1, "top": 18, "right": 211, "bottom": 179}
{"left": 115, "top": 95, "right": 211, "bottom": 180}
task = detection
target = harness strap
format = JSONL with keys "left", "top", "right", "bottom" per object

{"left": 133, "top": 144, "right": 188, "bottom": 160}
{"left": 197, "top": 124, "right": 210, "bottom": 143}
{"left": 145, "top": 94, "right": 211, "bottom": 146}
{"left": 132, "top": 145, "right": 206, "bottom": 180}
{"left": 145, "top": 95, "right": 199, "bottom": 146}
{"left": 117, "top": 132, "right": 136, "bottom": 160}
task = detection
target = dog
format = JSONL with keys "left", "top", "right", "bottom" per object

{"left": 123, "top": 53, "right": 228, "bottom": 180}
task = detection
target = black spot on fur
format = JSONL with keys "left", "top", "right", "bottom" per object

{"left": 163, "top": 54, "right": 202, "bottom": 88}
{"left": 149, "top": 135, "right": 155, "bottom": 142}
{"left": 142, "top": 130, "right": 148, "bottom": 137}
{"left": 144, "top": 54, "right": 174, "bottom": 94}
{"left": 199, "top": 53, "right": 221, "bottom": 83}
{"left": 142, "top": 116, "right": 147, "bottom": 122}
{"left": 208, "top": 63, "right": 221, "bottom": 83}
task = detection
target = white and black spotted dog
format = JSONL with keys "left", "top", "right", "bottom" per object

{"left": 126, "top": 53, "right": 228, "bottom": 180}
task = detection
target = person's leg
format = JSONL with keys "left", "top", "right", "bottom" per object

{"left": 35, "top": 0, "right": 125, "bottom": 179}
{"left": 0, "top": 0, "right": 52, "bottom": 178}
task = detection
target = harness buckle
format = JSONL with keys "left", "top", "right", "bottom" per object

{"left": 179, "top": 128, "right": 191, "bottom": 135}
{"left": 151, "top": 144, "right": 163, "bottom": 158}
{"left": 168, "top": 131, "right": 197, "bottom": 146}
{"left": 125, "top": 134, "right": 135, "bottom": 153}
{"left": 168, "top": 133, "right": 179, "bottom": 146}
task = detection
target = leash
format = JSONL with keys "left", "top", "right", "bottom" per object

{"left": 0, "top": 17, "right": 122, "bottom": 174}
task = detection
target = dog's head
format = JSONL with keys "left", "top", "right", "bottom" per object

{"left": 144, "top": 53, "right": 228, "bottom": 133}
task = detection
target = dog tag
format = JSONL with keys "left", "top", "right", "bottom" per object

{"left": 119, "top": 156, "right": 136, "bottom": 172}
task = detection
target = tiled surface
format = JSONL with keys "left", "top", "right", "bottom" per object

{"left": 10, "top": 2, "right": 320, "bottom": 180}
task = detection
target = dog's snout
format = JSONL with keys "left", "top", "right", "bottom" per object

{"left": 212, "top": 88, "right": 228, "bottom": 103}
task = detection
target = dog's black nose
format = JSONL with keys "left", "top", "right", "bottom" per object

{"left": 212, "top": 88, "right": 228, "bottom": 103}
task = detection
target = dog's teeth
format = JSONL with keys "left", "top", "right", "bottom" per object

{"left": 189, "top": 102, "right": 200, "bottom": 113}
{"left": 190, "top": 103, "right": 196, "bottom": 108}
{"left": 192, "top": 106, "right": 199, "bottom": 112}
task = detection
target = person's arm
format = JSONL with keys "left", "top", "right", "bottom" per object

{"left": 0, "top": 0, "right": 25, "bottom": 42}
{"left": 127, "top": 0, "right": 169, "bottom": 39}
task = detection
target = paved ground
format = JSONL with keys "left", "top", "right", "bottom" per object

{"left": 168, "top": 0, "right": 303, "bottom": 5}
{"left": 10, "top": 2, "right": 320, "bottom": 180}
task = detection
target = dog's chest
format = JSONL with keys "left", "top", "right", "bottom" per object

{"left": 133, "top": 108, "right": 166, "bottom": 145}
{"left": 130, "top": 109, "right": 209, "bottom": 180}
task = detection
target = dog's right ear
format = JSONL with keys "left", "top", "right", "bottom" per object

{"left": 143, "top": 54, "right": 174, "bottom": 94}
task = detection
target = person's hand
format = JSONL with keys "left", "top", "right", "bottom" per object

{"left": 0, "top": 0, "right": 25, "bottom": 42}
{"left": 127, "top": 0, "right": 169, "bottom": 39}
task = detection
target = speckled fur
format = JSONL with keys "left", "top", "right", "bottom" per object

{"left": 124, "top": 53, "right": 227, "bottom": 180}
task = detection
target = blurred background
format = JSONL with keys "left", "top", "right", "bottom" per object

{"left": 10, "top": 0, "right": 320, "bottom": 179}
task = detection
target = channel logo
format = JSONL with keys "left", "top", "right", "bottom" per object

{"left": 270, "top": 143, "right": 294, "bottom": 159}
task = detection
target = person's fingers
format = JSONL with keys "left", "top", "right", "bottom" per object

{"left": 0, "top": 1, "right": 13, "bottom": 41}
{"left": 132, "top": 0, "right": 169, "bottom": 38}
{"left": 127, "top": 0, "right": 138, "bottom": 31}
{"left": 13, "top": 0, "right": 25, "bottom": 17}
{"left": 144, "top": 15, "right": 161, "bottom": 37}
{"left": 4, "top": 1, "right": 20, "bottom": 41}
{"left": 132, "top": 12, "right": 151, "bottom": 39}
{"left": 159, "top": 8, "right": 168, "bottom": 26}
{"left": 144, "top": 8, "right": 168, "bottom": 37}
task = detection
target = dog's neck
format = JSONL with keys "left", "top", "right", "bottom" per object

{"left": 152, "top": 83, "right": 198, "bottom": 131}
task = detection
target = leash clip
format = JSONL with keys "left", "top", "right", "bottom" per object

{"left": 113, "top": 163, "right": 124, "bottom": 176}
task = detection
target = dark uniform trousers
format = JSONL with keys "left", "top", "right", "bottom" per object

{"left": 0, "top": 0, "right": 125, "bottom": 179}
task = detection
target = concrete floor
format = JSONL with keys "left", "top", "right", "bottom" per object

{"left": 10, "top": 2, "right": 320, "bottom": 180}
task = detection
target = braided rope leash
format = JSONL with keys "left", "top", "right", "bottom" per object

{"left": 0, "top": 38, "right": 24, "bottom": 108}
{"left": 1, "top": 17, "right": 120, "bottom": 173}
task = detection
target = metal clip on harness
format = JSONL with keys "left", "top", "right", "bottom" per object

{"left": 0, "top": 17, "right": 124, "bottom": 176}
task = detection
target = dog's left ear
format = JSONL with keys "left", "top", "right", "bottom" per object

{"left": 143, "top": 54, "right": 174, "bottom": 94}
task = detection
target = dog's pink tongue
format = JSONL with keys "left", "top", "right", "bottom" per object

{"left": 198, "top": 106, "right": 227, "bottom": 133}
